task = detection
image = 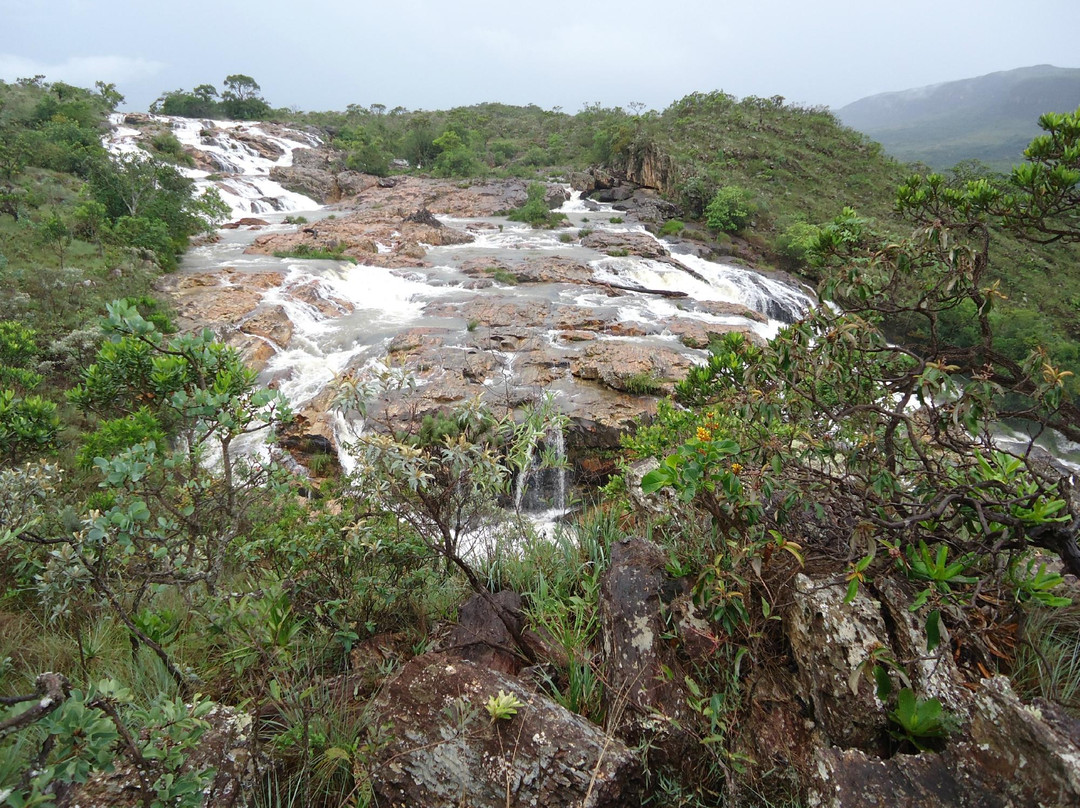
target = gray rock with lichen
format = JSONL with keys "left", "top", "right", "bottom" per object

{"left": 368, "top": 653, "right": 643, "bottom": 807}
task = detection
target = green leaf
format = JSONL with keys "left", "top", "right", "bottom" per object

{"left": 926, "top": 610, "right": 941, "bottom": 652}
{"left": 873, "top": 664, "right": 893, "bottom": 701}
{"left": 844, "top": 578, "right": 860, "bottom": 603}
{"left": 640, "top": 467, "right": 673, "bottom": 494}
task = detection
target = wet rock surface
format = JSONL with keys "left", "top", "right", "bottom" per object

{"left": 156, "top": 173, "right": 789, "bottom": 470}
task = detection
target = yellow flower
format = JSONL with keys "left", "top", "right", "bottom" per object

{"left": 696, "top": 426, "right": 712, "bottom": 442}
{"left": 730, "top": 462, "right": 743, "bottom": 475}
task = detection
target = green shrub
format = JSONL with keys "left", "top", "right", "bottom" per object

{"left": 609, "top": 216, "right": 624, "bottom": 224}
{"left": 659, "top": 219, "right": 685, "bottom": 237}
{"left": 273, "top": 245, "right": 357, "bottom": 263}
{"left": 705, "top": 186, "right": 754, "bottom": 233}
{"left": 774, "top": 220, "right": 822, "bottom": 266}
{"left": 507, "top": 183, "right": 566, "bottom": 228}
{"left": 149, "top": 131, "right": 194, "bottom": 167}
{"left": 0, "top": 389, "right": 59, "bottom": 459}
{"left": 77, "top": 408, "right": 167, "bottom": 469}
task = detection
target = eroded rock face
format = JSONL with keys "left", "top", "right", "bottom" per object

{"left": 368, "top": 653, "right": 644, "bottom": 808}
{"left": 785, "top": 573, "right": 890, "bottom": 752}
{"left": 808, "top": 677, "right": 1080, "bottom": 808}
{"left": 599, "top": 538, "right": 700, "bottom": 768}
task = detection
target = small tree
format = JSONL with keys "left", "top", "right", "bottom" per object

{"left": 221, "top": 74, "right": 270, "bottom": 120}
{"left": 705, "top": 186, "right": 754, "bottom": 233}
{"left": 37, "top": 212, "right": 71, "bottom": 268}
{"left": 336, "top": 372, "right": 568, "bottom": 658}
{"left": 55, "top": 301, "right": 292, "bottom": 684}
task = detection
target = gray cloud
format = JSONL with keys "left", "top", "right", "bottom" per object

{"left": 0, "top": 54, "right": 164, "bottom": 87}
{"left": 2, "top": 0, "right": 1078, "bottom": 113}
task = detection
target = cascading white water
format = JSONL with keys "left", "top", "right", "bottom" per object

{"left": 512, "top": 422, "right": 569, "bottom": 515}
{"left": 106, "top": 117, "right": 827, "bottom": 501}
{"left": 104, "top": 113, "right": 321, "bottom": 218}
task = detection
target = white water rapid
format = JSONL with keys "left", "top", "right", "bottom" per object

{"left": 106, "top": 117, "right": 825, "bottom": 517}
{"left": 106, "top": 113, "right": 321, "bottom": 217}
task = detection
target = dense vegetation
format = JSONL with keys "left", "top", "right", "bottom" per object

{"left": 2, "top": 74, "right": 1080, "bottom": 807}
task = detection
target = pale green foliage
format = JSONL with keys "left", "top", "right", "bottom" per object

{"left": 337, "top": 376, "right": 567, "bottom": 574}
{"left": 485, "top": 689, "right": 525, "bottom": 721}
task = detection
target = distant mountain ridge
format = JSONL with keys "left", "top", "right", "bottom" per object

{"left": 836, "top": 65, "right": 1080, "bottom": 171}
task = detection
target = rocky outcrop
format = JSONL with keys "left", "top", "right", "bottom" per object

{"left": 785, "top": 573, "right": 891, "bottom": 752}
{"left": 581, "top": 230, "right": 673, "bottom": 261}
{"left": 808, "top": 677, "right": 1080, "bottom": 807}
{"left": 610, "top": 188, "right": 681, "bottom": 225}
{"left": 368, "top": 653, "right": 644, "bottom": 808}
{"left": 246, "top": 209, "right": 473, "bottom": 268}
{"left": 600, "top": 539, "right": 701, "bottom": 769}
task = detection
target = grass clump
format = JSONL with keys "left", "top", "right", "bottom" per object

{"left": 485, "top": 267, "right": 519, "bottom": 285}
{"left": 622, "top": 371, "right": 664, "bottom": 395}
{"left": 659, "top": 219, "right": 685, "bottom": 237}
{"left": 273, "top": 244, "right": 357, "bottom": 263}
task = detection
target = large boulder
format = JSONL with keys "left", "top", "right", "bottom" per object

{"left": 785, "top": 573, "right": 891, "bottom": 752}
{"left": 368, "top": 653, "right": 645, "bottom": 807}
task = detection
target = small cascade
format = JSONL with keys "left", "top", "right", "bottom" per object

{"left": 104, "top": 113, "right": 322, "bottom": 218}
{"left": 669, "top": 251, "right": 814, "bottom": 324}
{"left": 512, "top": 422, "right": 570, "bottom": 515}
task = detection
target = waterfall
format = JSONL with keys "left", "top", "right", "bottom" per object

{"left": 512, "top": 422, "right": 569, "bottom": 514}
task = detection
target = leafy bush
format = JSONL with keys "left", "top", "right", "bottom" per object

{"left": 432, "top": 130, "right": 482, "bottom": 178}
{"left": 773, "top": 220, "right": 821, "bottom": 266}
{"left": 507, "top": 183, "right": 566, "bottom": 228}
{"left": 149, "top": 131, "right": 194, "bottom": 167}
{"left": 659, "top": 219, "right": 686, "bottom": 237}
{"left": 76, "top": 407, "right": 166, "bottom": 470}
{"left": 705, "top": 186, "right": 754, "bottom": 233}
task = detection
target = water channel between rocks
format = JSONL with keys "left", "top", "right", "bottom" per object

{"left": 113, "top": 115, "right": 1077, "bottom": 530}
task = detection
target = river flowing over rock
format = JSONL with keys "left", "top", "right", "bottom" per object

{"left": 106, "top": 116, "right": 815, "bottom": 481}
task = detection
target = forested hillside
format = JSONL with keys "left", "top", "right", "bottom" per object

{"left": 837, "top": 64, "right": 1080, "bottom": 171}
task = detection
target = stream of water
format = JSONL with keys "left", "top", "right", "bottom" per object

{"left": 105, "top": 116, "right": 1078, "bottom": 514}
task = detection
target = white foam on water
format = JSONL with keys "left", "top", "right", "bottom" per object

{"left": 104, "top": 113, "right": 323, "bottom": 218}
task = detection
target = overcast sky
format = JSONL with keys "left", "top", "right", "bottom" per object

{"left": 3, "top": 0, "right": 1078, "bottom": 114}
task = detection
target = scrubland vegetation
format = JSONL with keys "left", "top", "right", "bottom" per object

{"left": 2, "top": 74, "right": 1080, "bottom": 806}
